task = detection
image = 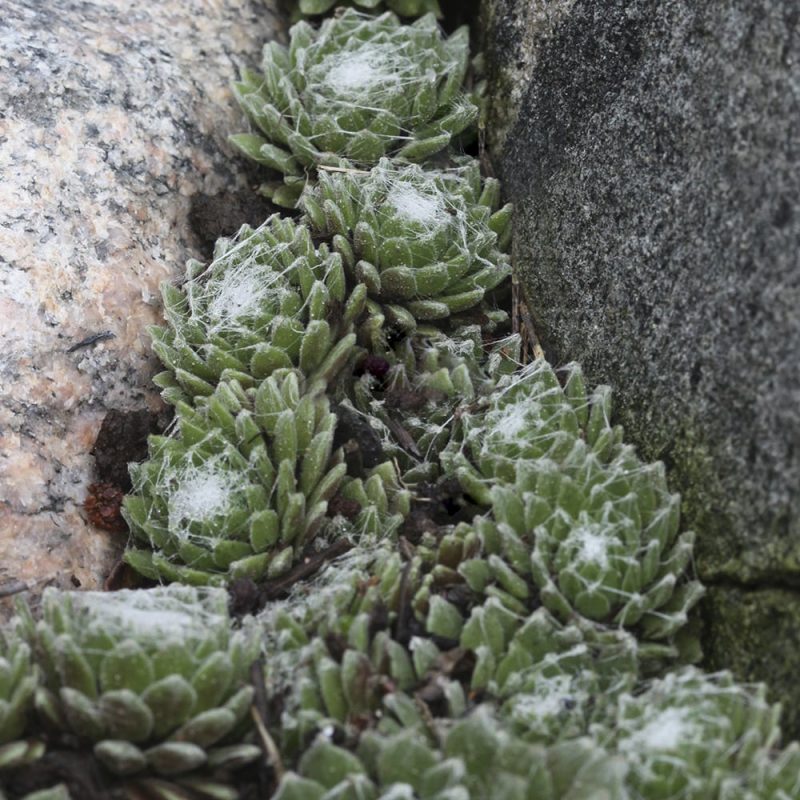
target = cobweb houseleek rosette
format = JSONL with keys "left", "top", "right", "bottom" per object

{"left": 264, "top": 632, "right": 472, "bottom": 765}
{"left": 445, "top": 359, "right": 625, "bottom": 490}
{"left": 410, "top": 523, "right": 642, "bottom": 722}
{"left": 300, "top": 158, "right": 512, "bottom": 337}
{"left": 337, "top": 460, "right": 412, "bottom": 539}
{"left": 14, "top": 587, "right": 260, "bottom": 780}
{"left": 0, "top": 786, "right": 71, "bottom": 800}
{"left": 123, "top": 371, "right": 348, "bottom": 585}
{"left": 231, "top": 11, "right": 478, "bottom": 206}
{"left": 0, "top": 630, "right": 42, "bottom": 771}
{"left": 254, "top": 541, "right": 489, "bottom": 762}
{"left": 443, "top": 360, "right": 705, "bottom": 653}
{"left": 290, "top": 0, "right": 442, "bottom": 19}
{"left": 459, "top": 605, "right": 638, "bottom": 739}
{"left": 151, "top": 215, "right": 361, "bottom": 406}
{"left": 595, "top": 668, "right": 785, "bottom": 800}
{"left": 255, "top": 545, "right": 438, "bottom": 752}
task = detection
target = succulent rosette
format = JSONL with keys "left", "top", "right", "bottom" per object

{"left": 447, "top": 360, "right": 623, "bottom": 491}
{"left": 123, "top": 371, "right": 348, "bottom": 585}
{"left": 231, "top": 11, "right": 478, "bottom": 206}
{"left": 256, "top": 546, "right": 439, "bottom": 753}
{"left": 461, "top": 607, "right": 637, "bottom": 737}
{"left": 0, "top": 630, "right": 42, "bottom": 771}
{"left": 151, "top": 215, "right": 361, "bottom": 407}
{"left": 407, "top": 523, "right": 643, "bottom": 718}
{"left": 301, "top": 159, "right": 512, "bottom": 336}
{"left": 444, "top": 360, "right": 705, "bottom": 652}
{"left": 272, "top": 708, "right": 629, "bottom": 800}
{"left": 14, "top": 587, "right": 260, "bottom": 781}
{"left": 0, "top": 787, "right": 71, "bottom": 800}
{"left": 597, "top": 668, "right": 784, "bottom": 800}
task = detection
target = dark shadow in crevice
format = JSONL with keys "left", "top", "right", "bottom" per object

{"left": 439, "top": 0, "right": 482, "bottom": 35}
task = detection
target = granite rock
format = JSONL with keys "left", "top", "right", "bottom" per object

{"left": 482, "top": 0, "right": 800, "bottom": 733}
{"left": 0, "top": 0, "right": 284, "bottom": 610}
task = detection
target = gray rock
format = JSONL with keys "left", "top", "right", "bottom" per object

{"left": 0, "top": 0, "right": 283, "bottom": 608}
{"left": 482, "top": 0, "right": 800, "bottom": 733}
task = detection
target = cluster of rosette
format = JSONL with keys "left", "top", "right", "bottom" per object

{"left": 3, "top": 5, "right": 799, "bottom": 800}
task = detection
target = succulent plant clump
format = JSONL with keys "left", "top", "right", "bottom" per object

{"left": 15, "top": 587, "right": 260, "bottom": 781}
{"left": 272, "top": 707, "right": 629, "bottom": 800}
{"left": 272, "top": 684, "right": 799, "bottom": 800}
{"left": 252, "top": 508, "right": 641, "bottom": 769}
{"left": 5, "top": 1, "right": 799, "bottom": 796}
{"left": 123, "top": 371, "right": 350, "bottom": 585}
{"left": 231, "top": 11, "right": 478, "bottom": 206}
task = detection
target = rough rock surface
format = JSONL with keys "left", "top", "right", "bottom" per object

{"left": 0, "top": 0, "right": 283, "bottom": 610}
{"left": 482, "top": 0, "right": 800, "bottom": 734}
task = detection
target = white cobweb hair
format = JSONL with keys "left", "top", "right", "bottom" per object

{"left": 166, "top": 457, "right": 240, "bottom": 536}
{"left": 364, "top": 161, "right": 459, "bottom": 240}
{"left": 505, "top": 672, "right": 584, "bottom": 738}
{"left": 312, "top": 41, "right": 410, "bottom": 103}
{"left": 182, "top": 219, "right": 299, "bottom": 342}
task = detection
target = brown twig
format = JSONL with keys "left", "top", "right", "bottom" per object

{"left": 384, "top": 415, "right": 423, "bottom": 459}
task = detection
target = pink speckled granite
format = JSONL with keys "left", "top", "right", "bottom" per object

{"left": 0, "top": 0, "right": 284, "bottom": 607}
